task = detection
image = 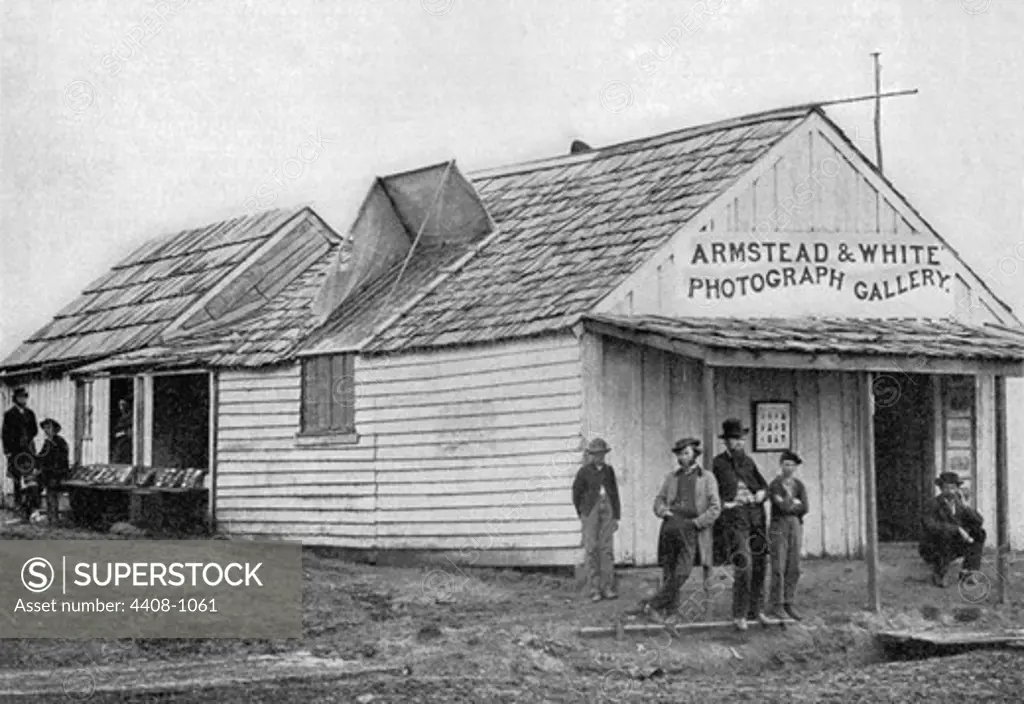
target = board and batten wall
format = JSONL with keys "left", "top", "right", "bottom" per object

{"left": 584, "top": 332, "right": 866, "bottom": 564}
{"left": 215, "top": 333, "right": 585, "bottom": 565}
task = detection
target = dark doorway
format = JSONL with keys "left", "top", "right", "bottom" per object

{"left": 109, "top": 377, "right": 134, "bottom": 465}
{"left": 874, "top": 373, "right": 933, "bottom": 542}
{"left": 152, "top": 374, "right": 210, "bottom": 469}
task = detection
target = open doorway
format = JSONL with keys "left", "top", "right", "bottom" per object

{"left": 874, "top": 373, "right": 934, "bottom": 542}
{"left": 152, "top": 373, "right": 210, "bottom": 469}
{"left": 109, "top": 377, "right": 134, "bottom": 465}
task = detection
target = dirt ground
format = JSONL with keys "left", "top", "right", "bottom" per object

{"left": 2, "top": 514, "right": 1024, "bottom": 702}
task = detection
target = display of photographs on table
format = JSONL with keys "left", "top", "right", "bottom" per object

{"left": 752, "top": 401, "right": 792, "bottom": 452}
{"left": 945, "top": 417, "right": 973, "bottom": 449}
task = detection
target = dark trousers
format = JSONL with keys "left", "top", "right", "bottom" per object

{"left": 44, "top": 486, "right": 61, "bottom": 524}
{"left": 768, "top": 516, "right": 802, "bottom": 611}
{"left": 581, "top": 494, "right": 615, "bottom": 594}
{"left": 6, "top": 461, "right": 22, "bottom": 510}
{"left": 723, "top": 505, "right": 769, "bottom": 619}
{"left": 648, "top": 516, "right": 698, "bottom": 612}
{"left": 920, "top": 528, "right": 986, "bottom": 574}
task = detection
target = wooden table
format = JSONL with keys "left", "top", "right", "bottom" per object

{"left": 63, "top": 481, "right": 134, "bottom": 530}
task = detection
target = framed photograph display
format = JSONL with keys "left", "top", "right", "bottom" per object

{"left": 752, "top": 401, "right": 792, "bottom": 452}
{"left": 946, "top": 417, "right": 973, "bottom": 449}
{"left": 946, "top": 447, "right": 973, "bottom": 476}
{"left": 945, "top": 378, "right": 974, "bottom": 418}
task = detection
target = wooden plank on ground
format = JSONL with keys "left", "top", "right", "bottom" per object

{"left": 579, "top": 617, "right": 795, "bottom": 638}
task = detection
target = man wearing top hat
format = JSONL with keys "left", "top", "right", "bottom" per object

{"left": 712, "top": 418, "right": 771, "bottom": 631}
{"left": 919, "top": 471, "right": 986, "bottom": 587}
{"left": 2, "top": 387, "right": 38, "bottom": 512}
{"left": 572, "top": 437, "right": 622, "bottom": 601}
{"left": 767, "top": 450, "right": 809, "bottom": 621}
{"left": 637, "top": 437, "right": 721, "bottom": 621}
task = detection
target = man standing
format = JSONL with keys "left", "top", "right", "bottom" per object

{"left": 767, "top": 450, "right": 808, "bottom": 621}
{"left": 112, "top": 398, "right": 133, "bottom": 464}
{"left": 712, "top": 418, "right": 771, "bottom": 631}
{"left": 38, "top": 418, "right": 70, "bottom": 525}
{"left": 640, "top": 437, "right": 721, "bottom": 622}
{"left": 920, "top": 471, "right": 986, "bottom": 587}
{"left": 572, "top": 438, "right": 622, "bottom": 602}
{"left": 3, "top": 387, "right": 38, "bottom": 512}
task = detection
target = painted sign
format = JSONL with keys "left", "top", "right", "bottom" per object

{"left": 683, "top": 233, "right": 954, "bottom": 317}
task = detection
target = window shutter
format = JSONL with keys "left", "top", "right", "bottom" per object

{"left": 329, "top": 354, "right": 354, "bottom": 432}
{"left": 302, "top": 358, "right": 331, "bottom": 433}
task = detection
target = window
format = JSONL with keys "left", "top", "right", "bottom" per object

{"left": 300, "top": 354, "right": 355, "bottom": 436}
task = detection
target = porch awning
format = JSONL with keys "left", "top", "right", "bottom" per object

{"left": 71, "top": 343, "right": 229, "bottom": 375}
{"left": 584, "top": 314, "right": 1024, "bottom": 376}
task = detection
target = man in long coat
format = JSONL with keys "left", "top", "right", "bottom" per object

{"left": 920, "top": 471, "right": 986, "bottom": 587}
{"left": 639, "top": 437, "right": 721, "bottom": 621}
{"left": 2, "top": 387, "right": 38, "bottom": 511}
{"left": 712, "top": 418, "right": 771, "bottom": 631}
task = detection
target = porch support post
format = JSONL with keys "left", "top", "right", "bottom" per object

{"left": 702, "top": 363, "right": 716, "bottom": 471}
{"left": 208, "top": 370, "right": 218, "bottom": 535}
{"left": 995, "top": 375, "right": 1009, "bottom": 604}
{"left": 701, "top": 362, "right": 716, "bottom": 617}
{"left": 861, "top": 371, "right": 880, "bottom": 612}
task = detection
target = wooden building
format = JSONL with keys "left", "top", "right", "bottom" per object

{"left": 4, "top": 105, "right": 1024, "bottom": 585}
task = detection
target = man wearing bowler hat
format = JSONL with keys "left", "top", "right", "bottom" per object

{"left": 572, "top": 437, "right": 622, "bottom": 601}
{"left": 920, "top": 471, "right": 986, "bottom": 588}
{"left": 638, "top": 437, "right": 721, "bottom": 621}
{"left": 767, "top": 450, "right": 809, "bottom": 621}
{"left": 712, "top": 418, "right": 771, "bottom": 631}
{"left": 2, "top": 387, "right": 38, "bottom": 512}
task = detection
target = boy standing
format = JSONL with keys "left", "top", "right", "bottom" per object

{"left": 572, "top": 438, "right": 622, "bottom": 602}
{"left": 767, "top": 450, "right": 808, "bottom": 621}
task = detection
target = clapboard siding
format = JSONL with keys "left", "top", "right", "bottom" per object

{"left": 216, "top": 333, "right": 584, "bottom": 560}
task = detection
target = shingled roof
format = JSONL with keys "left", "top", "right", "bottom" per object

{"left": 587, "top": 313, "right": 1024, "bottom": 363}
{"left": 359, "top": 106, "right": 815, "bottom": 353}
{"left": 1, "top": 207, "right": 307, "bottom": 372}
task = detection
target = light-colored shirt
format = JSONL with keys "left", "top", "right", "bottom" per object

{"left": 735, "top": 479, "right": 754, "bottom": 504}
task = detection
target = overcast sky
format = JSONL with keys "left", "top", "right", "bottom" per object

{"left": 2, "top": 0, "right": 1022, "bottom": 359}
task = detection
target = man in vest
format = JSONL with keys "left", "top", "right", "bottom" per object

{"left": 712, "top": 418, "right": 771, "bottom": 631}
{"left": 637, "top": 437, "right": 721, "bottom": 622}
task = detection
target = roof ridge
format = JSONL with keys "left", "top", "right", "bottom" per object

{"left": 468, "top": 104, "right": 817, "bottom": 180}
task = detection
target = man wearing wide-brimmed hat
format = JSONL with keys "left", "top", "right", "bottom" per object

{"left": 919, "top": 471, "right": 987, "bottom": 588}
{"left": 2, "top": 386, "right": 38, "bottom": 512}
{"left": 636, "top": 437, "right": 720, "bottom": 621}
{"left": 572, "top": 437, "right": 622, "bottom": 601}
{"left": 712, "top": 418, "right": 771, "bottom": 631}
{"left": 37, "top": 418, "right": 70, "bottom": 525}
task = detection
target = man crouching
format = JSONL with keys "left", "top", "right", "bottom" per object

{"left": 636, "top": 437, "right": 721, "bottom": 622}
{"left": 920, "top": 471, "right": 986, "bottom": 587}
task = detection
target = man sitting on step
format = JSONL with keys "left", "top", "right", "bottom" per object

{"left": 919, "top": 471, "right": 986, "bottom": 588}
